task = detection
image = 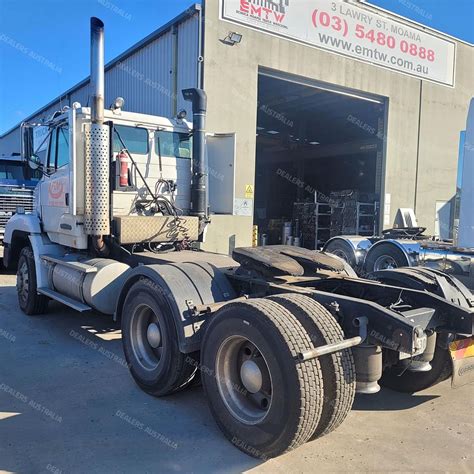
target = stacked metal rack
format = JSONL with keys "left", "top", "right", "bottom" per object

{"left": 293, "top": 191, "right": 379, "bottom": 250}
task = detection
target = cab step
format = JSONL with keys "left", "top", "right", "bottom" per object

{"left": 37, "top": 287, "right": 92, "bottom": 312}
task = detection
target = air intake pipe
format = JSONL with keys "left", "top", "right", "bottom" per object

{"left": 85, "top": 17, "right": 110, "bottom": 253}
{"left": 183, "top": 88, "right": 208, "bottom": 224}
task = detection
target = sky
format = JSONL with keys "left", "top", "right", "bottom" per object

{"left": 366, "top": 0, "right": 474, "bottom": 43}
{"left": 0, "top": 0, "right": 472, "bottom": 135}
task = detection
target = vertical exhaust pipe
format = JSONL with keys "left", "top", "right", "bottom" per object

{"left": 183, "top": 88, "right": 208, "bottom": 224}
{"left": 85, "top": 17, "right": 110, "bottom": 250}
{"left": 91, "top": 17, "right": 105, "bottom": 125}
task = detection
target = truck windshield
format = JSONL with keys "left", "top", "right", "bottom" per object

{"left": 155, "top": 131, "right": 192, "bottom": 159}
{"left": 0, "top": 161, "right": 40, "bottom": 181}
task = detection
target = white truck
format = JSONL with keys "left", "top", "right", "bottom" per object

{"left": 4, "top": 18, "right": 474, "bottom": 459}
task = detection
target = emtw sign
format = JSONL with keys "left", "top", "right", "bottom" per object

{"left": 220, "top": 0, "right": 456, "bottom": 86}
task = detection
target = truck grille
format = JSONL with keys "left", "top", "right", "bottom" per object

{"left": 0, "top": 191, "right": 34, "bottom": 229}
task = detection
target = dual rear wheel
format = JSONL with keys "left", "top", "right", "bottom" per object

{"left": 122, "top": 285, "right": 356, "bottom": 458}
{"left": 201, "top": 296, "right": 356, "bottom": 458}
{"left": 122, "top": 281, "right": 356, "bottom": 458}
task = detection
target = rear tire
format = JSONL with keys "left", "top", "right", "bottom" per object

{"left": 267, "top": 294, "right": 356, "bottom": 438}
{"left": 16, "top": 247, "right": 48, "bottom": 315}
{"left": 121, "top": 280, "right": 198, "bottom": 397}
{"left": 201, "top": 299, "right": 324, "bottom": 459}
{"left": 324, "top": 239, "right": 357, "bottom": 269}
{"left": 364, "top": 244, "right": 409, "bottom": 273}
{"left": 380, "top": 342, "right": 452, "bottom": 393}
{"left": 373, "top": 268, "right": 455, "bottom": 393}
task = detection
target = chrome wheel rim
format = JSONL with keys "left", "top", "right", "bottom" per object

{"left": 17, "top": 260, "right": 29, "bottom": 306}
{"left": 215, "top": 335, "right": 272, "bottom": 425}
{"left": 374, "top": 255, "right": 398, "bottom": 271}
{"left": 130, "top": 304, "right": 165, "bottom": 371}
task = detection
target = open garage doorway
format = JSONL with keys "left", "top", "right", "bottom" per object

{"left": 254, "top": 70, "right": 388, "bottom": 249}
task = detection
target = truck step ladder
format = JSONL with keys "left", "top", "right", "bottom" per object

{"left": 37, "top": 287, "right": 92, "bottom": 312}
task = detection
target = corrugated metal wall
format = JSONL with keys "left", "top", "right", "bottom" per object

{"left": 0, "top": 12, "right": 199, "bottom": 156}
{"left": 0, "top": 101, "right": 67, "bottom": 156}
{"left": 0, "top": 128, "right": 21, "bottom": 156}
{"left": 177, "top": 15, "right": 201, "bottom": 114}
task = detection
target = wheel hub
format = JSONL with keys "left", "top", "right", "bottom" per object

{"left": 240, "top": 360, "right": 263, "bottom": 393}
{"left": 374, "top": 255, "right": 398, "bottom": 271}
{"left": 215, "top": 335, "right": 272, "bottom": 425}
{"left": 146, "top": 323, "right": 162, "bottom": 349}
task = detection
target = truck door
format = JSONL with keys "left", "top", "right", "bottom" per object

{"left": 40, "top": 125, "right": 70, "bottom": 234}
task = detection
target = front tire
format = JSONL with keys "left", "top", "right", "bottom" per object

{"left": 121, "top": 280, "right": 198, "bottom": 396}
{"left": 16, "top": 247, "right": 48, "bottom": 315}
{"left": 201, "top": 299, "right": 324, "bottom": 459}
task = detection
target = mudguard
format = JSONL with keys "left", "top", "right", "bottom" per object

{"left": 114, "top": 261, "right": 237, "bottom": 353}
{"left": 4, "top": 213, "right": 42, "bottom": 244}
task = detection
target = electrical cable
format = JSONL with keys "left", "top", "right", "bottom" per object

{"left": 113, "top": 126, "right": 191, "bottom": 249}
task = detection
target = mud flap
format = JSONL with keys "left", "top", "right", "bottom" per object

{"left": 450, "top": 337, "right": 474, "bottom": 388}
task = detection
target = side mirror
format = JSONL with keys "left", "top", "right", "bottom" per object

{"left": 28, "top": 154, "right": 42, "bottom": 171}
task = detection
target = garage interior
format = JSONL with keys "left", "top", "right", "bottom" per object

{"left": 254, "top": 72, "right": 387, "bottom": 249}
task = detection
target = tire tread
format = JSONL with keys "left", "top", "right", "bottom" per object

{"left": 268, "top": 294, "right": 355, "bottom": 437}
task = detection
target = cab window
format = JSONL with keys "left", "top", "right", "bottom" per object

{"left": 113, "top": 125, "right": 149, "bottom": 155}
{"left": 47, "top": 126, "right": 69, "bottom": 170}
{"left": 56, "top": 127, "right": 69, "bottom": 168}
{"left": 155, "top": 131, "right": 192, "bottom": 159}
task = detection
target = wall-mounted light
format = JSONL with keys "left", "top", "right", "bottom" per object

{"left": 222, "top": 31, "right": 243, "bottom": 46}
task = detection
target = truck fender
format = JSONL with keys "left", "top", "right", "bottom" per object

{"left": 323, "top": 236, "right": 373, "bottom": 270}
{"left": 4, "top": 213, "right": 42, "bottom": 245}
{"left": 3, "top": 214, "right": 43, "bottom": 270}
{"left": 114, "top": 262, "right": 237, "bottom": 353}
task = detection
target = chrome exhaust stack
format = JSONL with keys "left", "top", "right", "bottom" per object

{"left": 90, "top": 17, "right": 105, "bottom": 125}
{"left": 85, "top": 17, "right": 110, "bottom": 245}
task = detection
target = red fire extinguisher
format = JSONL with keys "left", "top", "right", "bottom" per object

{"left": 118, "top": 151, "right": 128, "bottom": 187}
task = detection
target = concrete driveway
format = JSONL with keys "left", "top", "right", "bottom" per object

{"left": 0, "top": 272, "right": 473, "bottom": 474}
